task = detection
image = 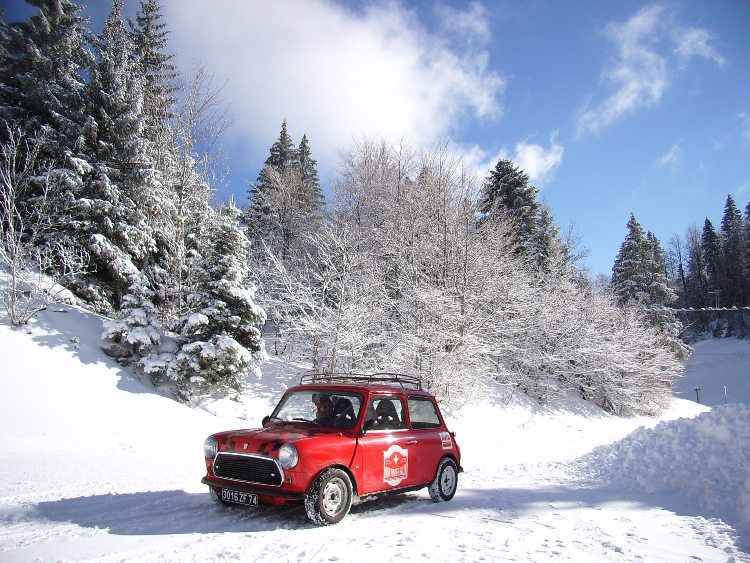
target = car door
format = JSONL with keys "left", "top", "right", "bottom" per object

{"left": 405, "top": 395, "right": 453, "bottom": 485}
{"left": 356, "top": 396, "right": 420, "bottom": 494}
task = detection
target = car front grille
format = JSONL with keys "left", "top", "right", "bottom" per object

{"left": 212, "top": 452, "right": 284, "bottom": 486}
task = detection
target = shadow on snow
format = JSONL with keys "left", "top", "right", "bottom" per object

{"left": 26, "top": 482, "right": 749, "bottom": 552}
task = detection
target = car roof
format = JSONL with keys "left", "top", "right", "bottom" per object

{"left": 287, "top": 382, "right": 435, "bottom": 398}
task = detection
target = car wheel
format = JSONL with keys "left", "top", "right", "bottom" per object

{"left": 305, "top": 468, "right": 353, "bottom": 525}
{"left": 428, "top": 457, "right": 458, "bottom": 502}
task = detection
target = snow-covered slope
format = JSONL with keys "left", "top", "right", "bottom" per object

{"left": 1, "top": 304, "right": 749, "bottom": 562}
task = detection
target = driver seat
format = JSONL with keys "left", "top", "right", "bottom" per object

{"left": 332, "top": 398, "right": 355, "bottom": 428}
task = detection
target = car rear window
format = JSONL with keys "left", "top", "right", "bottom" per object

{"left": 407, "top": 397, "right": 441, "bottom": 429}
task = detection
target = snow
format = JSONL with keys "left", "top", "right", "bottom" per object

{"left": 1, "top": 303, "right": 749, "bottom": 562}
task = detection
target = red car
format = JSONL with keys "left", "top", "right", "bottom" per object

{"left": 202, "top": 374, "right": 462, "bottom": 525}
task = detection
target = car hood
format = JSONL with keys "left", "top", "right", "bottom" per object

{"left": 216, "top": 424, "right": 343, "bottom": 455}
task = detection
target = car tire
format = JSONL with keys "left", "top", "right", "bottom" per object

{"left": 305, "top": 468, "right": 353, "bottom": 525}
{"left": 428, "top": 457, "right": 458, "bottom": 502}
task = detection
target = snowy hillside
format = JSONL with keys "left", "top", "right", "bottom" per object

{"left": 1, "top": 304, "right": 749, "bottom": 562}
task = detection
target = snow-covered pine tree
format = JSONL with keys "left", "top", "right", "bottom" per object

{"left": 127, "top": 0, "right": 184, "bottom": 319}
{"left": 169, "top": 202, "right": 266, "bottom": 399}
{"left": 129, "top": 0, "right": 176, "bottom": 168}
{"left": 244, "top": 120, "right": 310, "bottom": 260}
{"left": 719, "top": 194, "right": 746, "bottom": 306}
{"left": 611, "top": 214, "right": 651, "bottom": 305}
{"left": 244, "top": 121, "right": 326, "bottom": 265}
{"left": 79, "top": 0, "right": 157, "bottom": 309}
{"left": 297, "top": 133, "right": 324, "bottom": 219}
{"left": 0, "top": 0, "right": 94, "bottom": 283}
{"left": 701, "top": 218, "right": 723, "bottom": 306}
{"left": 611, "top": 214, "right": 675, "bottom": 307}
{"left": 533, "top": 203, "right": 567, "bottom": 273}
{"left": 245, "top": 120, "right": 294, "bottom": 251}
{"left": 249, "top": 120, "right": 297, "bottom": 210}
{"left": 0, "top": 0, "right": 91, "bottom": 164}
{"left": 684, "top": 225, "right": 709, "bottom": 308}
{"left": 479, "top": 158, "right": 540, "bottom": 255}
{"left": 645, "top": 231, "right": 675, "bottom": 306}
{"left": 100, "top": 278, "right": 161, "bottom": 361}
{"left": 612, "top": 215, "right": 685, "bottom": 362}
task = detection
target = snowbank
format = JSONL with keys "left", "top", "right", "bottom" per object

{"left": 580, "top": 404, "right": 750, "bottom": 538}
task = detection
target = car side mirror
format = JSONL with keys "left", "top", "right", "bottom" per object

{"left": 262, "top": 415, "right": 270, "bottom": 427}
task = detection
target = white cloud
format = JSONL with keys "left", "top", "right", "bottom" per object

{"left": 577, "top": 5, "right": 668, "bottom": 136}
{"left": 164, "top": 1, "right": 505, "bottom": 172}
{"left": 476, "top": 133, "right": 564, "bottom": 187}
{"left": 673, "top": 27, "right": 726, "bottom": 67}
{"left": 435, "top": 2, "right": 491, "bottom": 51}
{"left": 510, "top": 134, "right": 564, "bottom": 186}
{"left": 577, "top": 4, "right": 725, "bottom": 137}
{"left": 654, "top": 143, "right": 682, "bottom": 169}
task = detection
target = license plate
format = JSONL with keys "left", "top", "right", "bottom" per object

{"left": 220, "top": 488, "right": 259, "bottom": 506}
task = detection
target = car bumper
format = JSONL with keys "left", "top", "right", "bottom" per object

{"left": 201, "top": 476, "right": 308, "bottom": 500}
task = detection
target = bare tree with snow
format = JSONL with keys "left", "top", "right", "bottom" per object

{"left": 0, "top": 126, "right": 87, "bottom": 325}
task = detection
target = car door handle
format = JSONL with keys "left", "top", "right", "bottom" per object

{"left": 406, "top": 439, "right": 418, "bottom": 445}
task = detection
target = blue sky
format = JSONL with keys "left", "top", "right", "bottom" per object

{"left": 4, "top": 0, "right": 749, "bottom": 277}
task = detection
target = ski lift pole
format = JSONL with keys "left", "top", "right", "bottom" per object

{"left": 694, "top": 387, "right": 701, "bottom": 404}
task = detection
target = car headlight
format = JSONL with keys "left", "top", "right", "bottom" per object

{"left": 278, "top": 443, "right": 298, "bottom": 469}
{"left": 203, "top": 436, "right": 218, "bottom": 459}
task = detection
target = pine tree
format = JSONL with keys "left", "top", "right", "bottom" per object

{"left": 684, "top": 225, "right": 708, "bottom": 308}
{"left": 479, "top": 158, "right": 539, "bottom": 254}
{"left": 129, "top": 0, "right": 176, "bottom": 166}
{"left": 170, "top": 203, "right": 266, "bottom": 398}
{"left": 611, "top": 214, "right": 675, "bottom": 306}
{"left": 645, "top": 231, "right": 675, "bottom": 305}
{"left": 297, "top": 133, "right": 324, "bottom": 217}
{"left": 244, "top": 120, "right": 297, "bottom": 247}
{"left": 701, "top": 218, "right": 722, "bottom": 306}
{"left": 0, "top": 0, "right": 95, "bottom": 286}
{"left": 100, "top": 279, "right": 161, "bottom": 361}
{"left": 127, "top": 0, "right": 181, "bottom": 314}
{"left": 80, "top": 0, "right": 156, "bottom": 307}
{"left": 533, "top": 203, "right": 566, "bottom": 273}
{"left": 255, "top": 119, "right": 298, "bottom": 193}
{"left": 719, "top": 194, "right": 746, "bottom": 306}
{"left": 244, "top": 120, "right": 325, "bottom": 263}
{"left": 0, "top": 0, "right": 91, "bottom": 163}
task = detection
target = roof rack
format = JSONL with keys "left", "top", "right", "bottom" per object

{"left": 299, "top": 372, "right": 422, "bottom": 391}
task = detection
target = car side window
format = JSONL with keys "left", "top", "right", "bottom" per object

{"left": 407, "top": 397, "right": 442, "bottom": 429}
{"left": 365, "top": 397, "right": 405, "bottom": 430}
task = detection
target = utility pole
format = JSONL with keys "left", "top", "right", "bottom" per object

{"left": 708, "top": 290, "right": 721, "bottom": 309}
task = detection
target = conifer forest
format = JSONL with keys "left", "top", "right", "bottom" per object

{"left": 2, "top": 0, "right": 749, "bottom": 416}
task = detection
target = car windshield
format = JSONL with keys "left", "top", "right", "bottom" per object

{"left": 270, "top": 390, "right": 363, "bottom": 429}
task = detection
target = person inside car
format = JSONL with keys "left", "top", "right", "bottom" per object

{"left": 314, "top": 394, "right": 336, "bottom": 425}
